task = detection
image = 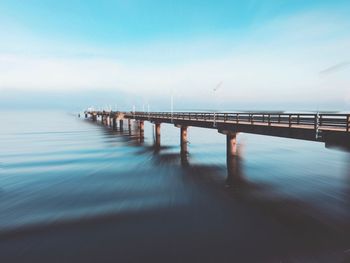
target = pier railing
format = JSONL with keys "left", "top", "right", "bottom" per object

{"left": 124, "top": 112, "right": 350, "bottom": 132}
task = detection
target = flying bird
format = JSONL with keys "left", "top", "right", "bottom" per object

{"left": 213, "top": 81, "right": 223, "bottom": 91}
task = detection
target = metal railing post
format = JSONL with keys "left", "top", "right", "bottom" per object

{"left": 289, "top": 115, "right": 292, "bottom": 128}
{"left": 314, "top": 113, "right": 320, "bottom": 139}
{"left": 213, "top": 112, "right": 217, "bottom": 127}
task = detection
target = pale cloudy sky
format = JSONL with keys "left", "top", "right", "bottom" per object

{"left": 0, "top": 0, "right": 349, "bottom": 111}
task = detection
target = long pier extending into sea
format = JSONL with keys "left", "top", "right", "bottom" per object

{"left": 84, "top": 110, "right": 350, "bottom": 184}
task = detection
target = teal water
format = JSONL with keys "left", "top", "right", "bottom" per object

{"left": 0, "top": 111, "right": 349, "bottom": 262}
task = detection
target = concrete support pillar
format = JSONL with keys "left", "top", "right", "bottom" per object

{"left": 139, "top": 120, "right": 144, "bottom": 139}
{"left": 92, "top": 114, "right": 97, "bottom": 122}
{"left": 226, "top": 133, "right": 237, "bottom": 157}
{"left": 112, "top": 118, "right": 117, "bottom": 130}
{"left": 106, "top": 116, "right": 110, "bottom": 126}
{"left": 127, "top": 119, "right": 132, "bottom": 135}
{"left": 85, "top": 113, "right": 88, "bottom": 118}
{"left": 119, "top": 119, "right": 124, "bottom": 130}
{"left": 180, "top": 126, "right": 188, "bottom": 154}
{"left": 226, "top": 132, "right": 242, "bottom": 186}
{"left": 155, "top": 123, "right": 161, "bottom": 148}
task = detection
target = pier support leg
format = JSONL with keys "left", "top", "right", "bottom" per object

{"left": 226, "top": 133, "right": 237, "bottom": 157}
{"left": 139, "top": 120, "right": 144, "bottom": 140}
{"left": 128, "top": 119, "right": 131, "bottom": 130}
{"left": 180, "top": 126, "right": 188, "bottom": 154}
{"left": 120, "top": 119, "right": 124, "bottom": 131}
{"left": 155, "top": 123, "right": 161, "bottom": 149}
{"left": 106, "top": 116, "right": 110, "bottom": 127}
{"left": 113, "top": 118, "right": 116, "bottom": 130}
{"left": 92, "top": 114, "right": 97, "bottom": 122}
{"left": 85, "top": 113, "right": 88, "bottom": 118}
{"left": 180, "top": 126, "right": 189, "bottom": 166}
{"left": 226, "top": 132, "right": 242, "bottom": 186}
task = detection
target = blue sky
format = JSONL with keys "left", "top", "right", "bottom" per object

{"left": 0, "top": 0, "right": 350, "bottom": 111}
{"left": 1, "top": 0, "right": 348, "bottom": 43}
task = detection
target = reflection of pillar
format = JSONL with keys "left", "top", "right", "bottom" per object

{"left": 139, "top": 120, "right": 144, "bottom": 138}
{"left": 181, "top": 152, "right": 189, "bottom": 167}
{"left": 226, "top": 132, "right": 242, "bottom": 185}
{"left": 119, "top": 119, "right": 124, "bottom": 131}
{"left": 155, "top": 123, "right": 161, "bottom": 148}
{"left": 113, "top": 118, "right": 116, "bottom": 130}
{"left": 180, "top": 126, "right": 188, "bottom": 154}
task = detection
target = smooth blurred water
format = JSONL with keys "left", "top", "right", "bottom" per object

{"left": 0, "top": 111, "right": 349, "bottom": 262}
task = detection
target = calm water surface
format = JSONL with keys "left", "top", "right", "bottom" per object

{"left": 0, "top": 111, "right": 349, "bottom": 262}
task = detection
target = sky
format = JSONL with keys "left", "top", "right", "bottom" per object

{"left": 0, "top": 0, "right": 350, "bottom": 111}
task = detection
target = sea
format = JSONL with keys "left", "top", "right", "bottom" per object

{"left": 0, "top": 111, "right": 349, "bottom": 262}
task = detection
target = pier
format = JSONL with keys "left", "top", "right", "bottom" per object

{"left": 85, "top": 110, "right": 350, "bottom": 184}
